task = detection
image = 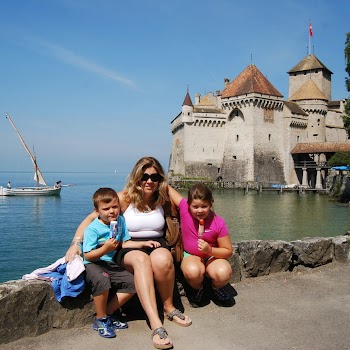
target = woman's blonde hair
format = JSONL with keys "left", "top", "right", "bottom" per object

{"left": 123, "top": 156, "right": 169, "bottom": 211}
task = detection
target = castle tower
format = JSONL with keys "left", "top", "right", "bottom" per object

{"left": 288, "top": 54, "right": 332, "bottom": 100}
{"left": 219, "top": 64, "right": 285, "bottom": 182}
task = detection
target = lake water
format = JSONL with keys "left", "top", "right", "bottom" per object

{"left": 1, "top": 171, "right": 349, "bottom": 283}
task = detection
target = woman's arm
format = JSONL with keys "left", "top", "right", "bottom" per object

{"left": 167, "top": 185, "right": 183, "bottom": 207}
{"left": 118, "top": 190, "right": 129, "bottom": 213}
{"left": 65, "top": 211, "right": 98, "bottom": 262}
{"left": 122, "top": 240, "right": 161, "bottom": 249}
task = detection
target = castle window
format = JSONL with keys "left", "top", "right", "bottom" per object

{"left": 233, "top": 155, "right": 237, "bottom": 159}
{"left": 264, "top": 108, "right": 274, "bottom": 122}
{"left": 207, "top": 163, "right": 212, "bottom": 166}
{"left": 268, "top": 134, "right": 271, "bottom": 141}
{"left": 236, "top": 135, "right": 239, "bottom": 141}
{"left": 297, "top": 135, "right": 300, "bottom": 142}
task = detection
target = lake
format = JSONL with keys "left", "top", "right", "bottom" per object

{"left": 0, "top": 171, "right": 349, "bottom": 283}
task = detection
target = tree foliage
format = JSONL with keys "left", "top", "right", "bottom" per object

{"left": 328, "top": 151, "right": 350, "bottom": 167}
{"left": 344, "top": 32, "right": 350, "bottom": 137}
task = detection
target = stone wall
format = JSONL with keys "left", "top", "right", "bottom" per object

{"left": 1, "top": 235, "right": 349, "bottom": 345}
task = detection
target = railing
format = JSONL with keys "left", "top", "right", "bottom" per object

{"left": 293, "top": 161, "right": 331, "bottom": 169}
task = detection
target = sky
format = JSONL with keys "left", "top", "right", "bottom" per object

{"left": 0, "top": 0, "right": 349, "bottom": 176}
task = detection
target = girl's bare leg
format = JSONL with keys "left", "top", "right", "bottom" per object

{"left": 180, "top": 255, "right": 205, "bottom": 289}
{"left": 205, "top": 258, "right": 232, "bottom": 288}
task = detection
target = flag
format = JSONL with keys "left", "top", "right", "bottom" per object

{"left": 309, "top": 22, "right": 313, "bottom": 37}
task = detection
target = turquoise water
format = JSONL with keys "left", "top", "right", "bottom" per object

{"left": 0, "top": 172, "right": 349, "bottom": 283}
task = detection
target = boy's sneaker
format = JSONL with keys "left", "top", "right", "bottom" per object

{"left": 92, "top": 316, "right": 116, "bottom": 338}
{"left": 108, "top": 312, "right": 128, "bottom": 330}
{"left": 211, "top": 284, "right": 236, "bottom": 307}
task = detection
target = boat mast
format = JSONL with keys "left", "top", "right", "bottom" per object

{"left": 5, "top": 113, "right": 47, "bottom": 187}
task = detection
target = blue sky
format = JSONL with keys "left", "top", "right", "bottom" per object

{"left": 0, "top": 0, "right": 349, "bottom": 176}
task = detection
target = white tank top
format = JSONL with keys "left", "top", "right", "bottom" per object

{"left": 123, "top": 203, "right": 165, "bottom": 238}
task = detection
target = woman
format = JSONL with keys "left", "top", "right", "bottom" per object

{"left": 65, "top": 156, "right": 191, "bottom": 349}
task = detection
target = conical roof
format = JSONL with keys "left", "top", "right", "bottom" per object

{"left": 289, "top": 79, "right": 328, "bottom": 101}
{"left": 182, "top": 92, "right": 193, "bottom": 106}
{"left": 221, "top": 64, "right": 283, "bottom": 98}
{"left": 288, "top": 54, "right": 332, "bottom": 74}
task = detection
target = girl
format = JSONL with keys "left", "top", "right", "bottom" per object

{"left": 169, "top": 182, "right": 234, "bottom": 307}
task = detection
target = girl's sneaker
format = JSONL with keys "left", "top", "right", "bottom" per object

{"left": 185, "top": 285, "right": 210, "bottom": 308}
{"left": 92, "top": 316, "right": 116, "bottom": 338}
{"left": 211, "top": 285, "right": 236, "bottom": 307}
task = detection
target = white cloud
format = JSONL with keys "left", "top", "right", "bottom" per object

{"left": 31, "top": 37, "right": 138, "bottom": 89}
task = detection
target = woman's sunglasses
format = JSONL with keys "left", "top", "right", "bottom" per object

{"left": 141, "top": 173, "right": 161, "bottom": 182}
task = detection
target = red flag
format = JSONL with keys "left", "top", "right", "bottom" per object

{"left": 309, "top": 23, "right": 313, "bottom": 37}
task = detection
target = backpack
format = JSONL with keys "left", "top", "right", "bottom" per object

{"left": 163, "top": 200, "right": 183, "bottom": 263}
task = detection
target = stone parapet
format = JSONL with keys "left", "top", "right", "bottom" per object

{"left": 1, "top": 235, "right": 349, "bottom": 344}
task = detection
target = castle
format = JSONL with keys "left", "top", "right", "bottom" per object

{"left": 168, "top": 53, "right": 350, "bottom": 188}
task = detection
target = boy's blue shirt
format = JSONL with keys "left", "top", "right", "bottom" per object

{"left": 83, "top": 215, "right": 130, "bottom": 264}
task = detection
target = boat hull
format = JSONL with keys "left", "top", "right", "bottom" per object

{"left": 0, "top": 186, "right": 61, "bottom": 196}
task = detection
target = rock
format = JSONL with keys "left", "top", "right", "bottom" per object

{"left": 291, "top": 237, "right": 333, "bottom": 267}
{"left": 0, "top": 280, "right": 94, "bottom": 344}
{"left": 237, "top": 240, "right": 293, "bottom": 278}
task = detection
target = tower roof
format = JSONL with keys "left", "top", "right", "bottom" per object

{"left": 221, "top": 64, "right": 283, "bottom": 98}
{"left": 288, "top": 54, "right": 333, "bottom": 74}
{"left": 182, "top": 92, "right": 193, "bottom": 106}
{"left": 289, "top": 79, "right": 328, "bottom": 101}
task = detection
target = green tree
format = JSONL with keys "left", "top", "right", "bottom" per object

{"left": 343, "top": 32, "right": 350, "bottom": 137}
{"left": 328, "top": 151, "right": 350, "bottom": 167}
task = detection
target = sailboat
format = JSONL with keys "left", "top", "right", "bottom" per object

{"left": 0, "top": 113, "right": 62, "bottom": 196}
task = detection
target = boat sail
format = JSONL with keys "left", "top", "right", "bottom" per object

{"left": 0, "top": 113, "right": 62, "bottom": 196}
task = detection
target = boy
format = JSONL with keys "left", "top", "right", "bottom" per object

{"left": 83, "top": 188, "right": 161, "bottom": 338}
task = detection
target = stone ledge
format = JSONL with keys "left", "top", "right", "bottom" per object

{"left": 1, "top": 235, "right": 349, "bottom": 345}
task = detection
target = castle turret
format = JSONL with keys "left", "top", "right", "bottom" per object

{"left": 181, "top": 91, "right": 193, "bottom": 123}
{"left": 288, "top": 54, "right": 332, "bottom": 101}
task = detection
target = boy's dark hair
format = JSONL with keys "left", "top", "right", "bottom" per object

{"left": 188, "top": 182, "right": 214, "bottom": 205}
{"left": 93, "top": 188, "right": 119, "bottom": 209}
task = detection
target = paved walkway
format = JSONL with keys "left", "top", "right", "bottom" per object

{"left": 3, "top": 263, "right": 350, "bottom": 350}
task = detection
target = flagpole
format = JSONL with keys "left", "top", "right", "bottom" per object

{"left": 308, "top": 21, "right": 313, "bottom": 57}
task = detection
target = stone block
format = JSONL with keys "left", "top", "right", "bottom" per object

{"left": 0, "top": 279, "right": 94, "bottom": 344}
{"left": 332, "top": 236, "right": 350, "bottom": 262}
{"left": 238, "top": 240, "right": 293, "bottom": 278}
{"left": 291, "top": 237, "right": 333, "bottom": 267}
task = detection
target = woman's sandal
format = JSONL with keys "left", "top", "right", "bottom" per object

{"left": 164, "top": 309, "right": 192, "bottom": 327}
{"left": 151, "top": 327, "right": 173, "bottom": 349}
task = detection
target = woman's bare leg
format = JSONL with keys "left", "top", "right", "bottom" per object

{"left": 123, "top": 250, "right": 172, "bottom": 347}
{"left": 151, "top": 248, "right": 192, "bottom": 325}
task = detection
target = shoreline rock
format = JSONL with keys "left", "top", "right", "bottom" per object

{"left": 1, "top": 234, "right": 349, "bottom": 345}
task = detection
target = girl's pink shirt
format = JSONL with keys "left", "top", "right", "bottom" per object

{"left": 178, "top": 198, "right": 230, "bottom": 259}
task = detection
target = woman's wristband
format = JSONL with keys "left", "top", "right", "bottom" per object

{"left": 70, "top": 237, "right": 83, "bottom": 250}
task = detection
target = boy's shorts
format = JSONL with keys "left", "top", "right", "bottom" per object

{"left": 85, "top": 260, "right": 135, "bottom": 297}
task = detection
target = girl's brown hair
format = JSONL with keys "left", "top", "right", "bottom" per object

{"left": 188, "top": 182, "right": 214, "bottom": 206}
